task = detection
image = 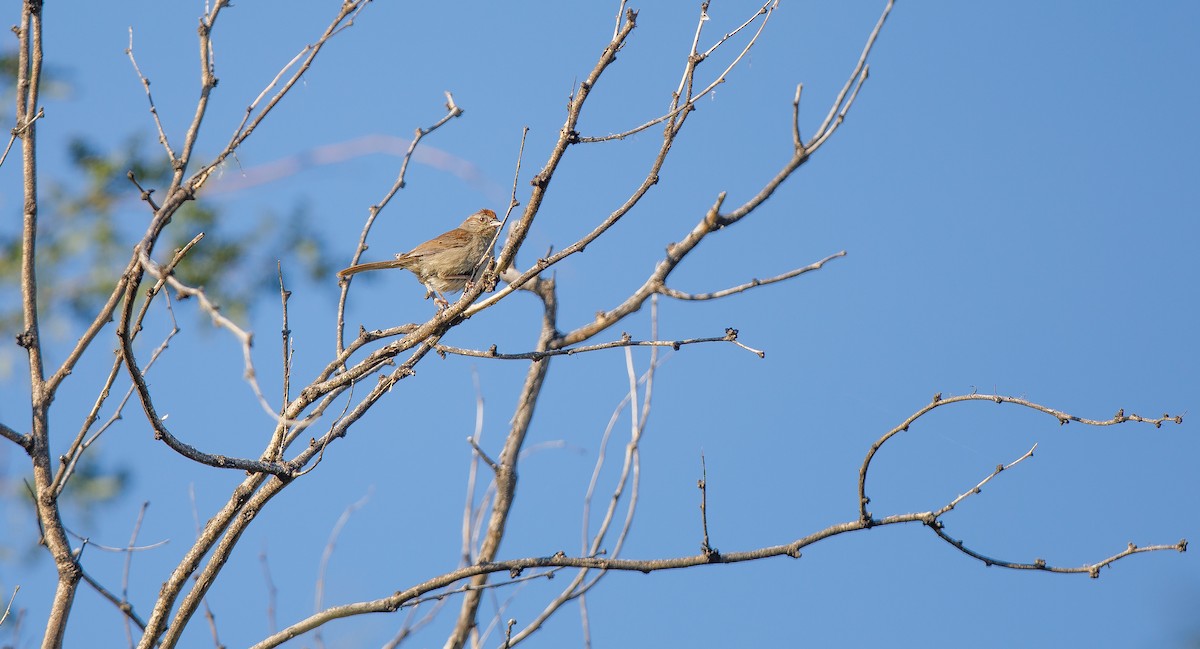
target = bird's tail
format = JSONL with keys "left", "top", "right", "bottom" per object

{"left": 337, "top": 258, "right": 409, "bottom": 278}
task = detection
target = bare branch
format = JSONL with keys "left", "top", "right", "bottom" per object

{"left": 808, "top": 0, "right": 893, "bottom": 153}
{"left": 126, "top": 27, "right": 176, "bottom": 162}
{"left": 435, "top": 329, "right": 763, "bottom": 361}
{"left": 934, "top": 444, "right": 1037, "bottom": 518}
{"left": 486, "top": 14, "right": 638, "bottom": 295}
{"left": 932, "top": 530, "right": 1186, "bottom": 578}
{"left": 0, "top": 586, "right": 19, "bottom": 628}
{"left": 53, "top": 234, "right": 200, "bottom": 497}
{"left": 271, "top": 263, "right": 294, "bottom": 460}
{"left": 484, "top": 125, "right": 529, "bottom": 278}
{"left": 510, "top": 303, "right": 663, "bottom": 647}
{"left": 135, "top": 472, "right": 273, "bottom": 648}
{"left": 259, "top": 547, "right": 278, "bottom": 635}
{"left": 115, "top": 272, "right": 291, "bottom": 476}
{"left": 579, "top": 0, "right": 775, "bottom": 143}
{"left": 698, "top": 454, "right": 714, "bottom": 557}
{"left": 612, "top": 0, "right": 629, "bottom": 41}
{"left": 0, "top": 421, "right": 30, "bottom": 452}
{"left": 550, "top": 0, "right": 894, "bottom": 350}
{"left": 16, "top": 3, "right": 84, "bottom": 643}
{"left": 78, "top": 566, "right": 147, "bottom": 633}
{"left": 0, "top": 106, "right": 43, "bottom": 170}
{"left": 461, "top": 369, "right": 489, "bottom": 566}
{"left": 252, "top": 514, "right": 1183, "bottom": 649}
{"left": 313, "top": 490, "right": 372, "bottom": 647}
{"left": 337, "top": 93, "right": 465, "bottom": 357}
{"left": 659, "top": 251, "right": 845, "bottom": 301}
{"left": 122, "top": 503, "right": 152, "bottom": 647}
{"left": 858, "top": 394, "right": 1185, "bottom": 522}
{"left": 187, "top": 1, "right": 371, "bottom": 193}
{"left": 791, "top": 83, "right": 804, "bottom": 150}
{"left": 381, "top": 598, "right": 447, "bottom": 649}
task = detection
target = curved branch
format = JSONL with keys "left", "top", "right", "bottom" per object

{"left": 858, "top": 393, "right": 1184, "bottom": 522}
{"left": 930, "top": 528, "right": 1186, "bottom": 578}
{"left": 116, "top": 302, "right": 291, "bottom": 476}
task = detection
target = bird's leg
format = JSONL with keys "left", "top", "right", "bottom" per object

{"left": 424, "top": 282, "right": 450, "bottom": 309}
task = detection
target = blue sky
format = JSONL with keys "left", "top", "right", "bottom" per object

{"left": 1, "top": 1, "right": 1197, "bottom": 647}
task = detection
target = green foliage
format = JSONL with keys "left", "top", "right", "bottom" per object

{"left": 1, "top": 134, "right": 336, "bottom": 333}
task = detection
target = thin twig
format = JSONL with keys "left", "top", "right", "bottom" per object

{"left": 807, "top": 0, "right": 893, "bottom": 153}
{"left": 136, "top": 246, "right": 286, "bottom": 422}
{"left": 52, "top": 234, "right": 200, "bottom": 497}
{"left": 180, "top": 485, "right": 226, "bottom": 649}
{"left": 612, "top": 0, "right": 629, "bottom": 41}
{"left": 699, "top": 454, "right": 714, "bottom": 557}
{"left": 272, "top": 262, "right": 293, "bottom": 460}
{"left": 659, "top": 251, "right": 845, "bottom": 300}
{"left": 435, "top": 330, "right": 764, "bottom": 361}
{"left": 78, "top": 566, "right": 148, "bottom": 633}
{"left": 126, "top": 27, "right": 176, "bottom": 162}
{"left": 259, "top": 545, "right": 278, "bottom": 635}
{"left": 0, "top": 106, "right": 43, "bottom": 170}
{"left": 187, "top": 1, "right": 371, "bottom": 194}
{"left": 121, "top": 502, "right": 151, "bottom": 648}
{"left": 791, "top": 83, "right": 804, "bottom": 150}
{"left": 0, "top": 586, "right": 19, "bottom": 627}
{"left": 380, "top": 598, "right": 447, "bottom": 649}
{"left": 467, "top": 437, "right": 500, "bottom": 473}
{"left": 551, "top": 0, "right": 885, "bottom": 349}
{"left": 579, "top": 0, "right": 775, "bottom": 143}
{"left": 934, "top": 444, "right": 1037, "bottom": 518}
{"left": 462, "top": 368, "right": 487, "bottom": 565}
{"left": 63, "top": 529, "right": 167, "bottom": 554}
{"left": 485, "top": 126, "right": 529, "bottom": 277}
{"left": 314, "top": 490, "right": 373, "bottom": 615}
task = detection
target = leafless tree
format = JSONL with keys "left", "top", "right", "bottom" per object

{"left": 2, "top": 2, "right": 1185, "bottom": 648}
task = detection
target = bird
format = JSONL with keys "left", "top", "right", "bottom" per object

{"left": 338, "top": 208, "right": 502, "bottom": 307}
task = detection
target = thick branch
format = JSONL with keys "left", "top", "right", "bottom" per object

{"left": 491, "top": 12, "right": 638, "bottom": 281}
{"left": 445, "top": 279, "right": 559, "bottom": 649}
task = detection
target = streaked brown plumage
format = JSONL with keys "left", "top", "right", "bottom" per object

{"left": 338, "top": 209, "right": 501, "bottom": 306}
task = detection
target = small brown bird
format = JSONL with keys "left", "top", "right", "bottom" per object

{"left": 338, "top": 209, "right": 502, "bottom": 307}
